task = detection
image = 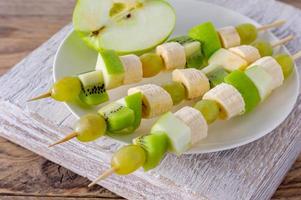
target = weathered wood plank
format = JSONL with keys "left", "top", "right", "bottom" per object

{"left": 0, "top": 0, "right": 301, "bottom": 199}
{"left": 0, "top": 136, "right": 122, "bottom": 199}
{"left": 0, "top": 0, "right": 75, "bottom": 16}
{"left": 0, "top": 0, "right": 121, "bottom": 199}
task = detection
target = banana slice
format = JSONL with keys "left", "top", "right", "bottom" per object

{"left": 209, "top": 48, "right": 248, "bottom": 71}
{"left": 156, "top": 42, "right": 186, "bottom": 70}
{"left": 249, "top": 56, "right": 284, "bottom": 90}
{"left": 120, "top": 54, "right": 143, "bottom": 85}
{"left": 203, "top": 83, "right": 245, "bottom": 120}
{"left": 229, "top": 45, "right": 261, "bottom": 64}
{"left": 128, "top": 84, "right": 173, "bottom": 118}
{"left": 174, "top": 106, "right": 208, "bottom": 146}
{"left": 172, "top": 68, "right": 210, "bottom": 99}
{"left": 218, "top": 26, "right": 241, "bottom": 48}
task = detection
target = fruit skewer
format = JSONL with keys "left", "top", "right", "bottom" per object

{"left": 27, "top": 40, "right": 202, "bottom": 105}
{"left": 187, "top": 20, "right": 285, "bottom": 59}
{"left": 88, "top": 50, "right": 301, "bottom": 187}
{"left": 48, "top": 35, "right": 293, "bottom": 147}
{"left": 49, "top": 78, "right": 209, "bottom": 147}
{"left": 218, "top": 20, "right": 286, "bottom": 48}
{"left": 29, "top": 20, "right": 286, "bottom": 105}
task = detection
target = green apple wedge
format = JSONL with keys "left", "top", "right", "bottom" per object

{"left": 73, "top": 0, "right": 176, "bottom": 55}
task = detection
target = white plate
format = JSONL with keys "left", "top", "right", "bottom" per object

{"left": 54, "top": 0, "right": 299, "bottom": 154}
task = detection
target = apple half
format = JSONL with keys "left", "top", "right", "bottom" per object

{"left": 73, "top": 0, "right": 176, "bottom": 55}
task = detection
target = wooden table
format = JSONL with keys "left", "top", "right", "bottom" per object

{"left": 0, "top": 0, "right": 300, "bottom": 199}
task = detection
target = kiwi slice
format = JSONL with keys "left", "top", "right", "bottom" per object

{"left": 207, "top": 67, "right": 229, "bottom": 88}
{"left": 168, "top": 35, "right": 207, "bottom": 69}
{"left": 119, "top": 92, "right": 143, "bottom": 130}
{"left": 133, "top": 134, "right": 168, "bottom": 171}
{"left": 99, "top": 92, "right": 143, "bottom": 135}
{"left": 188, "top": 21, "right": 222, "bottom": 58}
{"left": 98, "top": 102, "right": 135, "bottom": 132}
{"left": 224, "top": 70, "right": 260, "bottom": 113}
{"left": 78, "top": 71, "right": 109, "bottom": 106}
{"left": 186, "top": 50, "right": 207, "bottom": 69}
{"left": 167, "top": 35, "right": 195, "bottom": 44}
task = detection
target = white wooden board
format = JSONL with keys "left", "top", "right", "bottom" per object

{"left": 0, "top": 0, "right": 300, "bottom": 199}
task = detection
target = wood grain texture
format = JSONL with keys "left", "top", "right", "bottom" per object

{"left": 0, "top": 0, "right": 122, "bottom": 199}
{"left": 0, "top": 0, "right": 301, "bottom": 199}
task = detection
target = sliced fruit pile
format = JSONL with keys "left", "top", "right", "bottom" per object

{"left": 30, "top": 21, "right": 289, "bottom": 108}
{"left": 50, "top": 69, "right": 210, "bottom": 146}
{"left": 49, "top": 47, "right": 296, "bottom": 149}
{"left": 29, "top": 44, "right": 194, "bottom": 106}
{"left": 88, "top": 50, "right": 300, "bottom": 187}
{"left": 30, "top": 17, "right": 294, "bottom": 147}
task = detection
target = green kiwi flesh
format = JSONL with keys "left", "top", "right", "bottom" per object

{"left": 168, "top": 35, "right": 207, "bottom": 69}
{"left": 98, "top": 103, "right": 135, "bottom": 132}
{"left": 133, "top": 133, "right": 168, "bottom": 171}
{"left": 207, "top": 67, "right": 229, "bottom": 88}
{"left": 78, "top": 71, "right": 109, "bottom": 106}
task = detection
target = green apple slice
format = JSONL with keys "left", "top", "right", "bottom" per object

{"left": 95, "top": 49, "right": 125, "bottom": 89}
{"left": 73, "top": 0, "right": 176, "bottom": 55}
{"left": 245, "top": 65, "right": 273, "bottom": 101}
{"left": 151, "top": 112, "right": 191, "bottom": 155}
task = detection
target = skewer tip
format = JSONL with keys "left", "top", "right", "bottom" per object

{"left": 271, "top": 34, "right": 294, "bottom": 48}
{"left": 48, "top": 132, "right": 78, "bottom": 147}
{"left": 292, "top": 51, "right": 301, "bottom": 61}
{"left": 257, "top": 20, "right": 286, "bottom": 32}
{"left": 28, "top": 92, "right": 51, "bottom": 102}
{"left": 88, "top": 167, "right": 117, "bottom": 188}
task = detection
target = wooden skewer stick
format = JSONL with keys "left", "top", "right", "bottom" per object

{"left": 292, "top": 51, "right": 301, "bottom": 61}
{"left": 28, "top": 92, "right": 51, "bottom": 102}
{"left": 88, "top": 167, "right": 118, "bottom": 188}
{"left": 257, "top": 20, "right": 286, "bottom": 32}
{"left": 271, "top": 35, "right": 294, "bottom": 48}
{"left": 48, "top": 132, "right": 78, "bottom": 147}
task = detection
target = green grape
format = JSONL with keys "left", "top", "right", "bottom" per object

{"left": 252, "top": 41, "right": 273, "bottom": 57}
{"left": 236, "top": 23, "right": 258, "bottom": 44}
{"left": 111, "top": 145, "right": 146, "bottom": 175}
{"left": 274, "top": 54, "right": 294, "bottom": 78}
{"left": 75, "top": 114, "right": 107, "bottom": 142}
{"left": 162, "top": 82, "right": 186, "bottom": 105}
{"left": 194, "top": 100, "right": 220, "bottom": 124}
{"left": 140, "top": 53, "right": 164, "bottom": 78}
{"left": 51, "top": 77, "right": 81, "bottom": 102}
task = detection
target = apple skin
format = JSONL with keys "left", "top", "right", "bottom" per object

{"left": 73, "top": 0, "right": 176, "bottom": 55}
